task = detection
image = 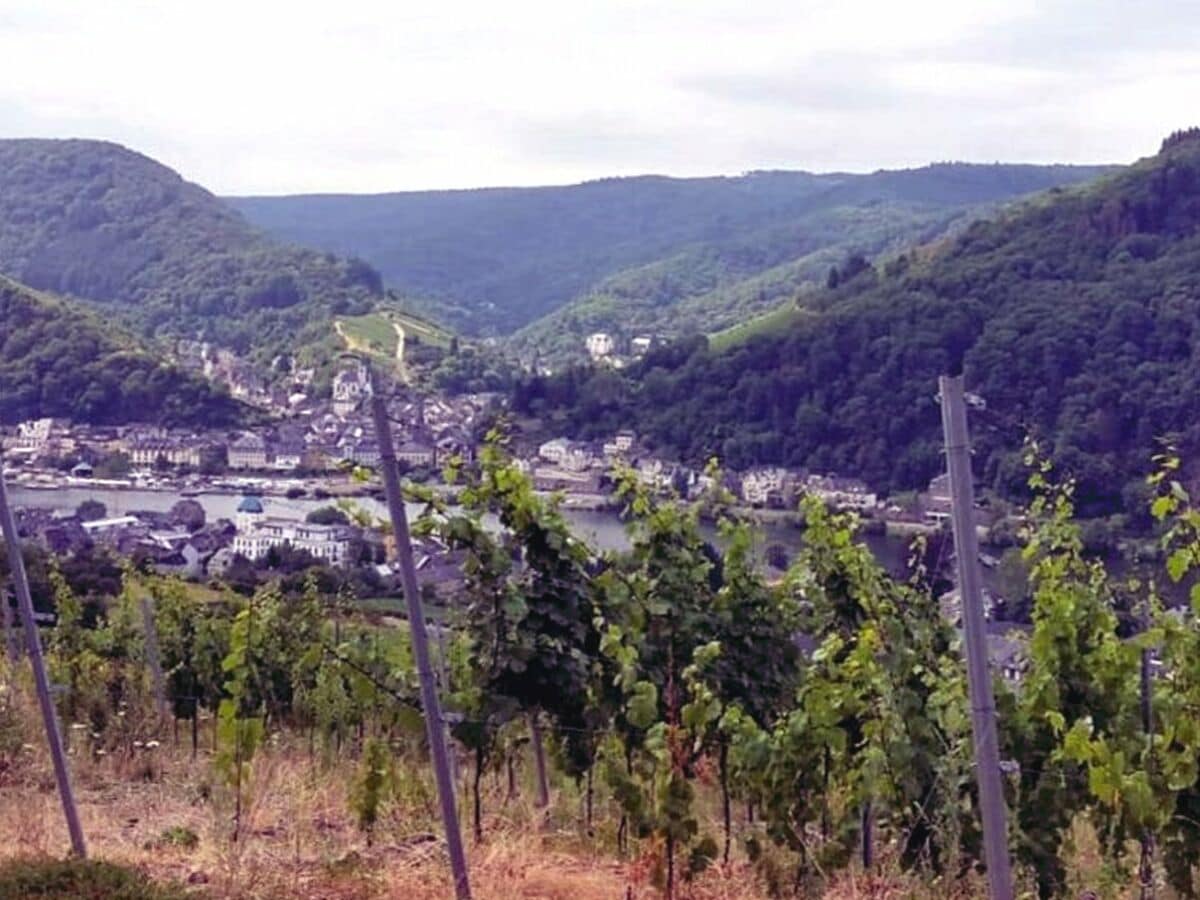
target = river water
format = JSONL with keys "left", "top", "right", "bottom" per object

{"left": 9, "top": 485, "right": 911, "bottom": 574}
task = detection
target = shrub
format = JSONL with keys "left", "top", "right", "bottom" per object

{"left": 147, "top": 826, "right": 199, "bottom": 851}
{"left": 0, "top": 857, "right": 190, "bottom": 899}
{"left": 350, "top": 737, "right": 395, "bottom": 844}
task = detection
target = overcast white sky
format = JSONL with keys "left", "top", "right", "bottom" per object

{"left": 0, "top": 0, "right": 1196, "bottom": 195}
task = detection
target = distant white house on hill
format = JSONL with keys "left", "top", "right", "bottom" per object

{"left": 630, "top": 335, "right": 654, "bottom": 357}
{"left": 585, "top": 332, "right": 615, "bottom": 360}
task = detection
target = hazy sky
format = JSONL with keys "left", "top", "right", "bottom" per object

{"left": 1, "top": 1, "right": 1196, "bottom": 195}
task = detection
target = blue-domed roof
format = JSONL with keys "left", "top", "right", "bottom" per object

{"left": 237, "top": 495, "right": 264, "bottom": 514}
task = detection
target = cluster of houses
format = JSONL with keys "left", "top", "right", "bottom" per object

{"left": 175, "top": 339, "right": 303, "bottom": 411}
{"left": 9, "top": 491, "right": 468, "bottom": 594}
{"left": 7, "top": 413, "right": 956, "bottom": 528}
{"left": 1, "top": 379, "right": 494, "bottom": 481}
{"left": 528, "top": 431, "right": 881, "bottom": 510}
{"left": 740, "top": 470, "right": 880, "bottom": 510}
{"left": 583, "top": 331, "right": 665, "bottom": 367}
{"left": 12, "top": 501, "right": 238, "bottom": 580}
{"left": 938, "top": 586, "right": 1030, "bottom": 685}
{"left": 7, "top": 401, "right": 959, "bottom": 538}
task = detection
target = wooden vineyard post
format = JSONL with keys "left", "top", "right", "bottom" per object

{"left": 1140, "top": 597, "right": 1156, "bottom": 900}
{"left": 367, "top": 362, "right": 471, "bottom": 900}
{"left": 140, "top": 597, "right": 169, "bottom": 720}
{"left": 1, "top": 586, "right": 19, "bottom": 664}
{"left": 861, "top": 800, "right": 874, "bottom": 870}
{"left": 939, "top": 375, "right": 1013, "bottom": 900}
{"left": 433, "top": 617, "right": 461, "bottom": 791}
{"left": 530, "top": 713, "right": 550, "bottom": 809}
{"left": 0, "top": 467, "right": 87, "bottom": 857}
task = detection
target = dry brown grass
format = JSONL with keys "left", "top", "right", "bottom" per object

{"left": 0, "top": 708, "right": 1127, "bottom": 900}
{"left": 0, "top": 722, "right": 785, "bottom": 900}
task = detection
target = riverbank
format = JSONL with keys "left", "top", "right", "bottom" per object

{"left": 9, "top": 480, "right": 922, "bottom": 574}
{"left": 697, "top": 502, "right": 941, "bottom": 540}
{"left": 6, "top": 467, "right": 628, "bottom": 510}
{"left": 9, "top": 467, "right": 941, "bottom": 537}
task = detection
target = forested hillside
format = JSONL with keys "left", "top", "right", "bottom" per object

{"left": 0, "top": 140, "right": 385, "bottom": 364}
{"left": 231, "top": 163, "right": 1112, "bottom": 348}
{"left": 513, "top": 132, "right": 1200, "bottom": 516}
{"left": 508, "top": 195, "right": 972, "bottom": 362}
{"left": 0, "top": 276, "right": 246, "bottom": 426}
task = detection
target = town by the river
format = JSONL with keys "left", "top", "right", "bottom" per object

{"left": 9, "top": 482, "right": 914, "bottom": 574}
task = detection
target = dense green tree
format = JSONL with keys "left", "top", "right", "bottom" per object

{"left": 170, "top": 499, "right": 206, "bottom": 532}
{"left": 75, "top": 500, "right": 107, "bottom": 523}
{"left": 305, "top": 506, "right": 351, "bottom": 526}
{"left": 0, "top": 277, "right": 247, "bottom": 427}
{"left": 93, "top": 451, "right": 131, "bottom": 479}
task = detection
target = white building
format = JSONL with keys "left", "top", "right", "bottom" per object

{"left": 13, "top": 418, "right": 54, "bottom": 451}
{"left": 270, "top": 441, "right": 304, "bottom": 471}
{"left": 603, "top": 430, "right": 636, "bottom": 457}
{"left": 560, "top": 443, "right": 595, "bottom": 472}
{"left": 228, "top": 433, "right": 268, "bottom": 470}
{"left": 636, "top": 458, "right": 676, "bottom": 492}
{"left": 804, "top": 474, "right": 878, "bottom": 511}
{"left": 585, "top": 332, "right": 615, "bottom": 360}
{"left": 232, "top": 496, "right": 352, "bottom": 566}
{"left": 538, "top": 438, "right": 571, "bottom": 465}
{"left": 82, "top": 516, "right": 142, "bottom": 537}
{"left": 538, "top": 438, "right": 593, "bottom": 472}
{"left": 129, "top": 439, "right": 203, "bottom": 468}
{"left": 924, "top": 472, "right": 953, "bottom": 522}
{"left": 741, "top": 468, "right": 793, "bottom": 506}
{"left": 337, "top": 435, "right": 380, "bottom": 468}
{"left": 396, "top": 440, "right": 437, "bottom": 468}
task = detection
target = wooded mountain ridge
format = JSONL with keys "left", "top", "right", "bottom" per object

{"left": 230, "top": 162, "right": 1114, "bottom": 355}
{"left": 0, "top": 139, "right": 386, "bottom": 367}
{"left": 511, "top": 132, "right": 1200, "bottom": 518}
